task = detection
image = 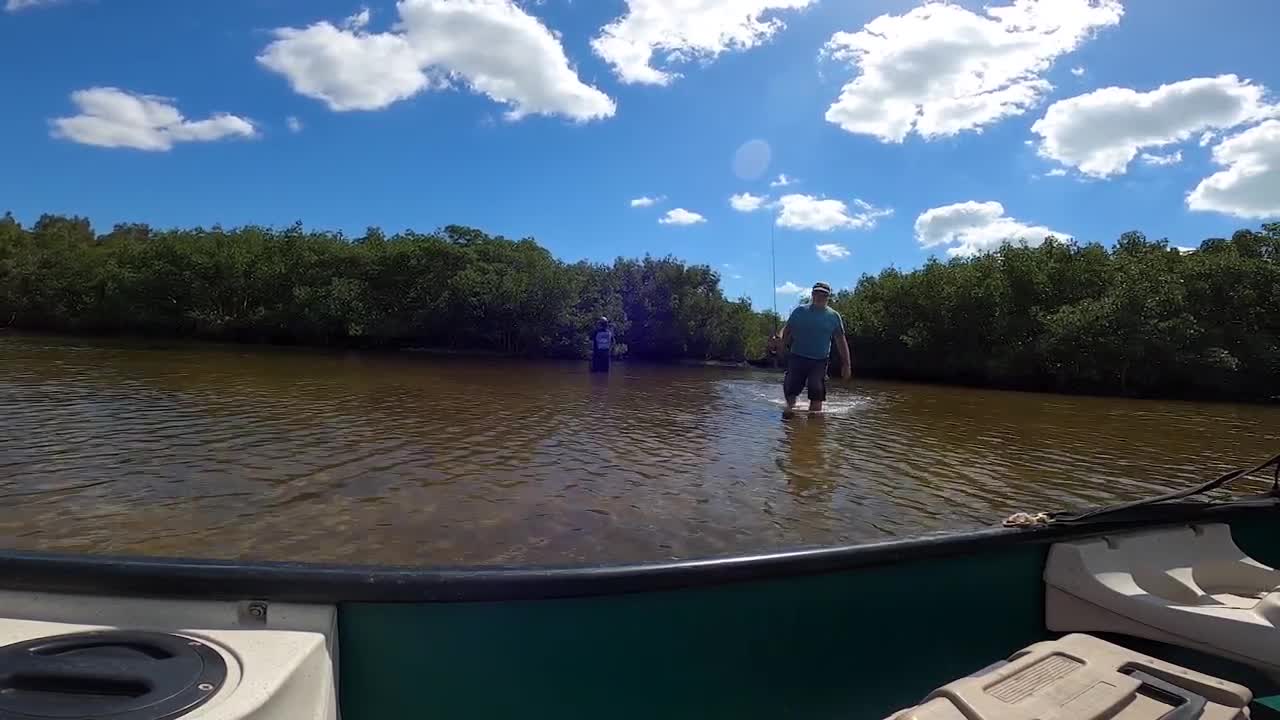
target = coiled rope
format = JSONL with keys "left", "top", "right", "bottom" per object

{"left": 1002, "top": 451, "right": 1280, "bottom": 529}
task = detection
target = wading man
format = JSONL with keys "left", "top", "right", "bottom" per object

{"left": 779, "top": 282, "right": 851, "bottom": 416}
{"left": 591, "top": 317, "right": 613, "bottom": 373}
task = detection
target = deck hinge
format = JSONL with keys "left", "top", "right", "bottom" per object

{"left": 238, "top": 600, "right": 269, "bottom": 625}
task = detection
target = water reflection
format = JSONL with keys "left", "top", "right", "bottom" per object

{"left": 1, "top": 333, "right": 1277, "bottom": 567}
{"left": 779, "top": 414, "right": 833, "bottom": 497}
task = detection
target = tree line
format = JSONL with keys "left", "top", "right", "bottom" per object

{"left": 0, "top": 214, "right": 778, "bottom": 362}
{"left": 829, "top": 224, "right": 1280, "bottom": 400}
{"left": 2, "top": 213, "right": 1277, "bottom": 400}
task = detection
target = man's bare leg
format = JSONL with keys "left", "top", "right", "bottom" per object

{"left": 808, "top": 369, "right": 825, "bottom": 412}
{"left": 783, "top": 395, "right": 798, "bottom": 418}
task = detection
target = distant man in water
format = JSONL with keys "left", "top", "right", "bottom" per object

{"left": 591, "top": 317, "right": 613, "bottom": 373}
{"left": 779, "top": 282, "right": 851, "bottom": 416}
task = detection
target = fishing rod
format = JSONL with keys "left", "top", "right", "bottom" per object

{"left": 770, "top": 219, "right": 780, "bottom": 368}
{"left": 771, "top": 220, "right": 778, "bottom": 333}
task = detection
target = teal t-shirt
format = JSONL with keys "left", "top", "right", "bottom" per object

{"left": 787, "top": 304, "right": 845, "bottom": 360}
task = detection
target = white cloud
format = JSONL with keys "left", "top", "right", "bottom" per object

{"left": 823, "top": 0, "right": 1122, "bottom": 143}
{"left": 1175, "top": 246, "right": 1197, "bottom": 254}
{"left": 258, "top": 0, "right": 615, "bottom": 121}
{"left": 257, "top": 9, "right": 428, "bottom": 112}
{"left": 345, "top": 7, "right": 372, "bottom": 29}
{"left": 915, "top": 201, "right": 1070, "bottom": 257}
{"left": 1031, "top": 75, "right": 1276, "bottom": 177}
{"left": 769, "top": 173, "right": 798, "bottom": 188}
{"left": 592, "top": 0, "right": 816, "bottom": 86}
{"left": 1139, "top": 150, "right": 1182, "bottom": 166}
{"left": 5, "top": 0, "right": 63, "bottom": 11}
{"left": 1200, "top": 131, "right": 1216, "bottom": 147}
{"left": 50, "top": 87, "right": 257, "bottom": 151}
{"left": 1070, "top": 66, "right": 1085, "bottom": 77}
{"left": 729, "top": 192, "right": 768, "bottom": 212}
{"left": 658, "top": 208, "right": 707, "bottom": 225}
{"left": 815, "top": 243, "right": 850, "bottom": 262}
{"left": 630, "top": 195, "right": 663, "bottom": 208}
{"left": 1187, "top": 120, "right": 1280, "bottom": 219}
{"left": 775, "top": 194, "right": 892, "bottom": 232}
{"left": 776, "top": 281, "right": 804, "bottom": 295}
{"left": 1045, "top": 168, "right": 1068, "bottom": 177}
{"left": 286, "top": 116, "right": 304, "bottom": 133}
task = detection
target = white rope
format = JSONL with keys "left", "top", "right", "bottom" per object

{"left": 1003, "top": 512, "right": 1053, "bottom": 528}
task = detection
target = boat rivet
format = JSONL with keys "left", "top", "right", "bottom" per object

{"left": 198, "top": 683, "right": 214, "bottom": 692}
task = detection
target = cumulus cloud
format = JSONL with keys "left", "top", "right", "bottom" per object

{"left": 1200, "top": 131, "right": 1216, "bottom": 147}
{"left": 1045, "top": 168, "right": 1068, "bottom": 177}
{"left": 592, "top": 0, "right": 816, "bottom": 85}
{"left": 659, "top": 208, "right": 707, "bottom": 225}
{"left": 915, "top": 201, "right": 1070, "bottom": 257}
{"left": 630, "top": 195, "right": 663, "bottom": 208}
{"left": 1070, "top": 66, "right": 1085, "bottom": 77}
{"left": 1140, "top": 150, "right": 1182, "bottom": 166}
{"left": 729, "top": 192, "right": 768, "bottom": 212}
{"left": 776, "top": 281, "right": 805, "bottom": 295}
{"left": 50, "top": 87, "right": 257, "bottom": 151}
{"left": 823, "top": 0, "right": 1122, "bottom": 143}
{"left": 775, "top": 195, "right": 891, "bottom": 232}
{"left": 286, "top": 116, "right": 304, "bottom": 133}
{"left": 1175, "top": 246, "right": 1197, "bottom": 254}
{"left": 5, "top": 0, "right": 64, "bottom": 11}
{"left": 769, "top": 173, "right": 798, "bottom": 188}
{"left": 1031, "top": 75, "right": 1275, "bottom": 177}
{"left": 258, "top": 1, "right": 615, "bottom": 121}
{"left": 257, "top": 9, "right": 429, "bottom": 112}
{"left": 815, "top": 243, "right": 850, "bottom": 262}
{"left": 1187, "top": 120, "right": 1280, "bottom": 219}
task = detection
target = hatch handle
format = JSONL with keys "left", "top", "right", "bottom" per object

{"left": 0, "top": 668, "right": 151, "bottom": 697}
{"left": 1124, "top": 669, "right": 1207, "bottom": 720}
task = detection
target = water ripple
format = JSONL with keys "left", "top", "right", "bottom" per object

{"left": 1, "top": 334, "right": 1277, "bottom": 566}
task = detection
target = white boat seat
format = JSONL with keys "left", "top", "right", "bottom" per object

{"left": 885, "top": 633, "right": 1251, "bottom": 720}
{"left": 1044, "top": 523, "right": 1280, "bottom": 677}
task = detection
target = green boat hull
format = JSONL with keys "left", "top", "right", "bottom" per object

{"left": 2, "top": 500, "right": 1279, "bottom": 718}
{"left": 341, "top": 505, "right": 1280, "bottom": 719}
{"left": 342, "top": 541, "right": 1049, "bottom": 718}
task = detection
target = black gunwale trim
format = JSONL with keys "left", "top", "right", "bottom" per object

{"left": 0, "top": 499, "right": 1274, "bottom": 604}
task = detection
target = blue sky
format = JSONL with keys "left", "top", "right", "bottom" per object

{"left": 2, "top": 0, "right": 1279, "bottom": 309}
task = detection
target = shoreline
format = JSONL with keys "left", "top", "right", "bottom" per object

{"left": 4, "top": 330, "right": 1276, "bottom": 405}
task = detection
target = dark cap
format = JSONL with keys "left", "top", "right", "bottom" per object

{"left": 811, "top": 282, "right": 832, "bottom": 295}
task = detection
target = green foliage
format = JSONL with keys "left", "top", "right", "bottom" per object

{"left": 831, "top": 226, "right": 1280, "bottom": 400}
{"left": 4, "top": 213, "right": 1277, "bottom": 399}
{"left": 0, "top": 215, "right": 774, "bottom": 362}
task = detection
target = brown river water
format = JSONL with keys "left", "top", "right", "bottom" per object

{"left": 1, "top": 333, "right": 1278, "bottom": 567}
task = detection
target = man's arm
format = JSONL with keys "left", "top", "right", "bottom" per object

{"left": 766, "top": 325, "right": 784, "bottom": 354}
{"left": 833, "top": 316, "right": 852, "bottom": 379}
{"left": 779, "top": 323, "right": 792, "bottom": 350}
{"left": 835, "top": 333, "right": 852, "bottom": 379}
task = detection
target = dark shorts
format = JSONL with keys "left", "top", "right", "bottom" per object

{"left": 784, "top": 355, "right": 828, "bottom": 401}
{"left": 591, "top": 348, "right": 611, "bottom": 373}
